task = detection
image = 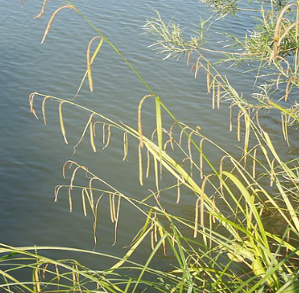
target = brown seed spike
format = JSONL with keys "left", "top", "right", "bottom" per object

{"left": 176, "top": 178, "right": 180, "bottom": 204}
{"left": 42, "top": 263, "right": 49, "bottom": 281}
{"left": 62, "top": 160, "right": 74, "bottom": 179}
{"left": 191, "top": 62, "right": 196, "bottom": 74}
{"left": 212, "top": 80, "right": 215, "bottom": 109}
{"left": 102, "top": 124, "right": 106, "bottom": 145}
{"left": 34, "top": 266, "right": 41, "bottom": 293}
{"left": 138, "top": 94, "right": 153, "bottom": 148}
{"left": 68, "top": 187, "right": 72, "bottom": 212}
{"left": 285, "top": 79, "right": 291, "bottom": 101}
{"left": 163, "top": 139, "right": 171, "bottom": 151}
{"left": 109, "top": 193, "right": 116, "bottom": 223}
{"left": 87, "top": 36, "right": 103, "bottom": 92}
{"left": 88, "top": 178, "right": 95, "bottom": 210}
{"left": 90, "top": 122, "right": 96, "bottom": 152}
{"left": 281, "top": 112, "right": 286, "bottom": 141}
{"left": 42, "top": 96, "right": 51, "bottom": 125}
{"left": 195, "top": 57, "right": 201, "bottom": 79}
{"left": 179, "top": 126, "right": 188, "bottom": 146}
{"left": 281, "top": 112, "right": 289, "bottom": 145}
{"left": 138, "top": 144, "right": 143, "bottom": 186}
{"left": 285, "top": 113, "right": 289, "bottom": 146}
{"left": 59, "top": 102, "right": 68, "bottom": 144}
{"left": 123, "top": 132, "right": 128, "bottom": 161}
{"left": 188, "top": 132, "right": 193, "bottom": 162}
{"left": 200, "top": 138, "right": 205, "bottom": 179}
{"left": 103, "top": 125, "right": 111, "bottom": 149}
{"left": 82, "top": 189, "right": 87, "bottom": 216}
{"left": 29, "top": 92, "right": 39, "bottom": 120}
{"left": 41, "top": 5, "right": 77, "bottom": 44}
{"left": 206, "top": 62, "right": 210, "bottom": 93}
{"left": 112, "top": 195, "right": 121, "bottom": 246}
{"left": 54, "top": 185, "right": 63, "bottom": 202}
{"left": 146, "top": 149, "right": 150, "bottom": 178}
{"left": 34, "top": 0, "right": 49, "bottom": 18}
{"left": 270, "top": 3, "right": 298, "bottom": 62}
{"left": 237, "top": 111, "right": 242, "bottom": 142}
{"left": 70, "top": 166, "right": 80, "bottom": 190}
{"left": 194, "top": 197, "right": 200, "bottom": 238}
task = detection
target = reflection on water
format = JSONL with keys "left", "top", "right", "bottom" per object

{"left": 0, "top": 0, "right": 291, "bottom": 271}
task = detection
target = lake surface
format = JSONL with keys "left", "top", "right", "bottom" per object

{"left": 0, "top": 0, "right": 292, "bottom": 275}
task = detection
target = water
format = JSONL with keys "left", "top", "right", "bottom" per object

{"left": 0, "top": 0, "right": 291, "bottom": 275}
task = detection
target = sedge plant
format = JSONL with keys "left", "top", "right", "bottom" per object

{"left": 1, "top": 0, "right": 299, "bottom": 292}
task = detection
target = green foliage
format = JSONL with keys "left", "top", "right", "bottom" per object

{"left": 201, "top": 0, "right": 288, "bottom": 17}
{"left": 202, "top": 0, "right": 238, "bottom": 16}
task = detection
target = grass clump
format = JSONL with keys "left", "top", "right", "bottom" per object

{"left": 2, "top": 0, "right": 299, "bottom": 292}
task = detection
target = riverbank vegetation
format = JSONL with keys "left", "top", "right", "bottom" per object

{"left": 1, "top": 0, "right": 299, "bottom": 292}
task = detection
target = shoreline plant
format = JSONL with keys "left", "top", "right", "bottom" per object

{"left": 1, "top": 0, "right": 299, "bottom": 292}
